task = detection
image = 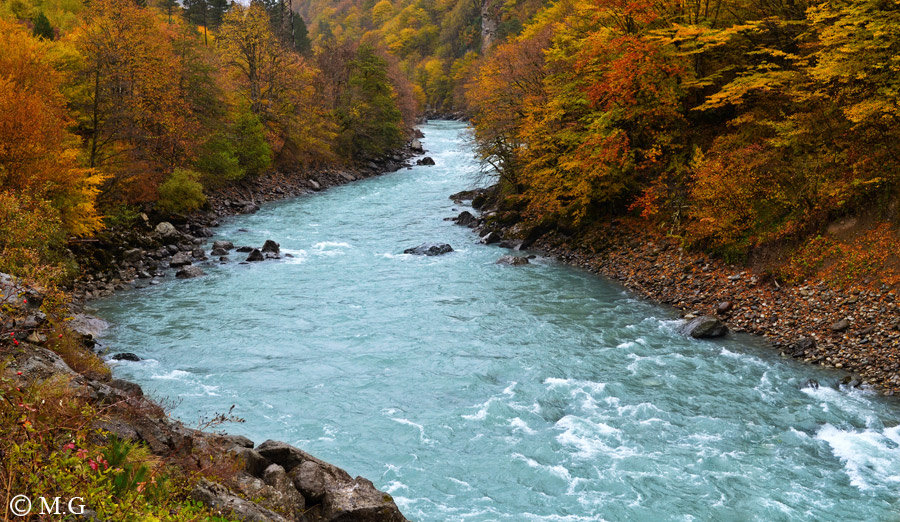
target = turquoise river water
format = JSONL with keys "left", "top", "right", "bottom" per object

{"left": 93, "top": 121, "right": 900, "bottom": 521}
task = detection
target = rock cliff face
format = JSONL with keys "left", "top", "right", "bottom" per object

{"left": 1, "top": 274, "right": 406, "bottom": 521}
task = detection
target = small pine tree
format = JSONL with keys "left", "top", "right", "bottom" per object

{"left": 32, "top": 12, "right": 54, "bottom": 40}
{"left": 293, "top": 14, "right": 311, "bottom": 54}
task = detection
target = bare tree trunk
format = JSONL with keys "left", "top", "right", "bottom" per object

{"left": 480, "top": 0, "right": 497, "bottom": 54}
{"left": 281, "top": 0, "right": 293, "bottom": 47}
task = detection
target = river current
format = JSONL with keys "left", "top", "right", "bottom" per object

{"left": 94, "top": 121, "right": 900, "bottom": 520}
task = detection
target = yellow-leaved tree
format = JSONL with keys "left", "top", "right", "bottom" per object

{"left": 0, "top": 19, "right": 104, "bottom": 236}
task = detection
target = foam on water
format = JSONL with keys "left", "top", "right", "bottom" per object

{"left": 94, "top": 121, "right": 900, "bottom": 521}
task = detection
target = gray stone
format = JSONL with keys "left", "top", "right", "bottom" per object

{"left": 416, "top": 156, "right": 435, "bottom": 166}
{"left": 403, "top": 243, "right": 453, "bottom": 256}
{"left": 176, "top": 266, "right": 206, "bottom": 279}
{"left": 191, "top": 479, "right": 287, "bottom": 522}
{"left": 123, "top": 248, "right": 144, "bottom": 263}
{"left": 211, "top": 247, "right": 228, "bottom": 256}
{"left": 830, "top": 318, "right": 850, "bottom": 332}
{"left": 480, "top": 231, "right": 500, "bottom": 245}
{"left": 496, "top": 255, "right": 529, "bottom": 266}
{"left": 454, "top": 211, "right": 477, "bottom": 227}
{"left": 111, "top": 352, "right": 141, "bottom": 362}
{"left": 262, "top": 240, "right": 280, "bottom": 254}
{"left": 246, "top": 249, "right": 265, "bottom": 262}
{"left": 681, "top": 316, "right": 728, "bottom": 339}
{"left": 155, "top": 222, "right": 178, "bottom": 238}
{"left": 169, "top": 252, "right": 192, "bottom": 268}
{"left": 227, "top": 446, "right": 270, "bottom": 477}
{"left": 213, "top": 240, "right": 234, "bottom": 251}
{"left": 68, "top": 314, "right": 109, "bottom": 340}
{"left": 716, "top": 301, "right": 734, "bottom": 314}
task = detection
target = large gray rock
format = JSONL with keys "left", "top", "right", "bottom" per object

{"left": 410, "top": 138, "right": 424, "bottom": 152}
{"left": 256, "top": 440, "right": 406, "bottom": 521}
{"left": 681, "top": 316, "right": 728, "bottom": 339}
{"left": 191, "top": 479, "right": 288, "bottom": 522}
{"left": 246, "top": 249, "right": 265, "bottom": 262}
{"left": 68, "top": 314, "right": 109, "bottom": 340}
{"left": 212, "top": 240, "right": 234, "bottom": 251}
{"left": 155, "top": 221, "right": 178, "bottom": 238}
{"left": 403, "top": 243, "right": 453, "bottom": 256}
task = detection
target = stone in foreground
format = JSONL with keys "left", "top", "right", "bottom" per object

{"left": 255, "top": 440, "right": 407, "bottom": 521}
{"left": 681, "top": 315, "right": 728, "bottom": 339}
{"left": 403, "top": 243, "right": 453, "bottom": 256}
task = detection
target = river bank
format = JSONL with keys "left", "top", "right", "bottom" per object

{"left": 458, "top": 190, "right": 900, "bottom": 396}
{"left": 3, "top": 147, "right": 422, "bottom": 519}
{"left": 69, "top": 145, "right": 421, "bottom": 302}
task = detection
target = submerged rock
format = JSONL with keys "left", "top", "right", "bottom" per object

{"left": 111, "top": 352, "right": 141, "bottom": 362}
{"left": 403, "top": 243, "right": 453, "bottom": 256}
{"left": 681, "top": 315, "right": 728, "bottom": 339}
{"left": 496, "top": 255, "right": 530, "bottom": 266}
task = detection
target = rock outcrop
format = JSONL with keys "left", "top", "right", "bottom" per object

{"left": 403, "top": 243, "right": 453, "bottom": 256}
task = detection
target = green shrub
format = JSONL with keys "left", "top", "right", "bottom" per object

{"left": 157, "top": 169, "right": 207, "bottom": 215}
{"left": 232, "top": 110, "right": 273, "bottom": 177}
{"left": 195, "top": 134, "right": 243, "bottom": 183}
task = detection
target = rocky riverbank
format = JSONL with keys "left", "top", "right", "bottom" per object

{"left": 2, "top": 148, "right": 425, "bottom": 520}
{"left": 1, "top": 277, "right": 406, "bottom": 520}
{"left": 69, "top": 146, "right": 421, "bottom": 302}
{"left": 451, "top": 188, "right": 900, "bottom": 396}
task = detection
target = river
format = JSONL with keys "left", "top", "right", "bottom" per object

{"left": 93, "top": 121, "right": 900, "bottom": 520}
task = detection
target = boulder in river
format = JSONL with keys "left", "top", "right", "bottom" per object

{"left": 111, "top": 352, "right": 141, "bottom": 362}
{"left": 176, "top": 266, "right": 206, "bottom": 279}
{"left": 236, "top": 246, "right": 254, "bottom": 253}
{"left": 454, "top": 211, "right": 477, "bottom": 227}
{"left": 416, "top": 156, "right": 435, "bottom": 166}
{"left": 262, "top": 240, "right": 280, "bottom": 254}
{"left": 681, "top": 315, "right": 728, "bottom": 339}
{"left": 403, "top": 243, "right": 453, "bottom": 256}
{"left": 211, "top": 247, "right": 229, "bottom": 256}
{"left": 246, "top": 249, "right": 265, "bottom": 262}
{"left": 496, "top": 255, "right": 530, "bottom": 266}
{"left": 212, "top": 240, "right": 234, "bottom": 251}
